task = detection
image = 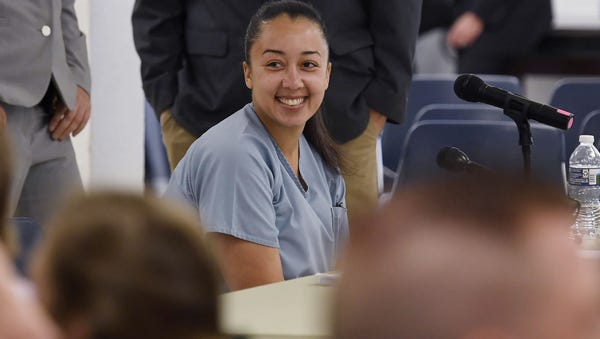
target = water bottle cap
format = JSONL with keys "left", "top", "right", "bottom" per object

{"left": 580, "top": 135, "right": 595, "bottom": 144}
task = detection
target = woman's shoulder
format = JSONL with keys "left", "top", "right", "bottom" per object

{"left": 186, "top": 104, "right": 277, "bottom": 167}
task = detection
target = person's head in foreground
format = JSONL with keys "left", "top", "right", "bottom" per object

{"left": 335, "top": 174, "right": 600, "bottom": 339}
{"left": 32, "top": 192, "right": 220, "bottom": 339}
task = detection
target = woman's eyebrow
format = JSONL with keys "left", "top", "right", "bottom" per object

{"left": 262, "top": 49, "right": 321, "bottom": 56}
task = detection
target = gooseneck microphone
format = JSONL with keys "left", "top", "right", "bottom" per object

{"left": 454, "top": 74, "right": 574, "bottom": 130}
{"left": 436, "top": 147, "right": 490, "bottom": 174}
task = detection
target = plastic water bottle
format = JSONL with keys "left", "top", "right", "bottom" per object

{"left": 568, "top": 135, "right": 600, "bottom": 239}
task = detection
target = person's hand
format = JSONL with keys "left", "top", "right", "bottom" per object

{"left": 48, "top": 86, "right": 91, "bottom": 141}
{"left": 160, "top": 108, "right": 171, "bottom": 125}
{"left": 446, "top": 11, "right": 484, "bottom": 49}
{"left": 0, "top": 104, "right": 7, "bottom": 130}
{"left": 369, "top": 109, "right": 387, "bottom": 135}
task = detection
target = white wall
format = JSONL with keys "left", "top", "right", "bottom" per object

{"left": 73, "top": 0, "right": 145, "bottom": 191}
{"left": 552, "top": 0, "right": 600, "bottom": 29}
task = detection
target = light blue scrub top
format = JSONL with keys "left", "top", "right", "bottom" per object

{"left": 165, "top": 103, "right": 348, "bottom": 280}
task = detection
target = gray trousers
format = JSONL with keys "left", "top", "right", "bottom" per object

{"left": 4, "top": 103, "right": 82, "bottom": 226}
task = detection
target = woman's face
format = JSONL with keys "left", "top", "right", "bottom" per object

{"left": 243, "top": 14, "right": 331, "bottom": 133}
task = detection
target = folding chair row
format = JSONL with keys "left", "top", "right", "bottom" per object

{"left": 381, "top": 73, "right": 522, "bottom": 174}
{"left": 391, "top": 120, "right": 566, "bottom": 193}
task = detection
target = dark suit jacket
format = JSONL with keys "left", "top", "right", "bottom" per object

{"left": 456, "top": 0, "right": 552, "bottom": 56}
{"left": 132, "top": 0, "right": 421, "bottom": 143}
{"left": 421, "top": 0, "right": 552, "bottom": 73}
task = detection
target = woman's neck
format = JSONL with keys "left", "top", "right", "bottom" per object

{"left": 270, "top": 127, "right": 302, "bottom": 176}
{"left": 253, "top": 108, "right": 304, "bottom": 173}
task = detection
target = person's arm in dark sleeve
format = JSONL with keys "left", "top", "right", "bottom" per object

{"left": 363, "top": 0, "right": 422, "bottom": 124}
{"left": 420, "top": 0, "right": 454, "bottom": 34}
{"left": 131, "top": 0, "right": 184, "bottom": 116}
{"left": 467, "top": 0, "right": 519, "bottom": 27}
{"left": 447, "top": 0, "right": 519, "bottom": 48}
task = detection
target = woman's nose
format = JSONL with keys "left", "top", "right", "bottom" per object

{"left": 282, "top": 67, "right": 303, "bottom": 89}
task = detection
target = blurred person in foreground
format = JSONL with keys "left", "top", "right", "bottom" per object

{"left": 335, "top": 174, "right": 600, "bottom": 339}
{"left": 32, "top": 192, "right": 221, "bottom": 339}
{"left": 0, "top": 130, "right": 59, "bottom": 339}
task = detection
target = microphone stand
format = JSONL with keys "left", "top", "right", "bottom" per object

{"left": 503, "top": 107, "right": 532, "bottom": 178}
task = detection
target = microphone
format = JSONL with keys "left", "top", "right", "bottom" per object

{"left": 454, "top": 74, "right": 574, "bottom": 130}
{"left": 436, "top": 147, "right": 490, "bottom": 174}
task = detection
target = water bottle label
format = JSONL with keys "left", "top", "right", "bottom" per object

{"left": 569, "top": 167, "right": 600, "bottom": 186}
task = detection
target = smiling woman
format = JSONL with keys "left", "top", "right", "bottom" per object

{"left": 165, "top": 0, "right": 348, "bottom": 291}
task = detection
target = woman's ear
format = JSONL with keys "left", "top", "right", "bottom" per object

{"left": 243, "top": 61, "right": 252, "bottom": 89}
{"left": 325, "top": 62, "right": 332, "bottom": 90}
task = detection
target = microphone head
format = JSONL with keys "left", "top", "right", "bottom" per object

{"left": 454, "top": 74, "right": 485, "bottom": 103}
{"left": 436, "top": 146, "right": 470, "bottom": 172}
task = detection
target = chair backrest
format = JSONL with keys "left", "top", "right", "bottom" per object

{"left": 549, "top": 78, "right": 600, "bottom": 156}
{"left": 579, "top": 109, "right": 600, "bottom": 149}
{"left": 381, "top": 74, "right": 521, "bottom": 172}
{"left": 10, "top": 217, "right": 43, "bottom": 276}
{"left": 414, "top": 103, "right": 508, "bottom": 123}
{"left": 392, "top": 120, "right": 565, "bottom": 191}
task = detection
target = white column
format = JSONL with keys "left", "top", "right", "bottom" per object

{"left": 87, "top": 0, "right": 145, "bottom": 191}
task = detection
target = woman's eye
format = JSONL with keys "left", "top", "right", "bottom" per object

{"left": 302, "top": 61, "right": 318, "bottom": 68}
{"left": 266, "top": 61, "right": 282, "bottom": 68}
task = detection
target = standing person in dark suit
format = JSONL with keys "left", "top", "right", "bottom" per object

{"left": 132, "top": 0, "right": 421, "bottom": 227}
{"left": 420, "top": 0, "right": 553, "bottom": 74}
{"left": 0, "top": 0, "right": 91, "bottom": 226}
{"left": 132, "top": 2, "right": 256, "bottom": 170}
{"left": 317, "top": 1, "right": 421, "bottom": 226}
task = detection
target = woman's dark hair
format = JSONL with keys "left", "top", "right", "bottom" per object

{"left": 244, "top": 0, "right": 328, "bottom": 64}
{"left": 303, "top": 110, "right": 344, "bottom": 172}
{"left": 244, "top": 0, "right": 343, "bottom": 171}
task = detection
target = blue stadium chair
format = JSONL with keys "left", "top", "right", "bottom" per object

{"left": 579, "top": 109, "right": 600, "bottom": 148}
{"left": 549, "top": 78, "right": 600, "bottom": 156}
{"left": 414, "top": 103, "right": 508, "bottom": 122}
{"left": 392, "top": 120, "right": 566, "bottom": 192}
{"left": 10, "top": 217, "right": 43, "bottom": 277}
{"left": 381, "top": 74, "right": 521, "bottom": 175}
